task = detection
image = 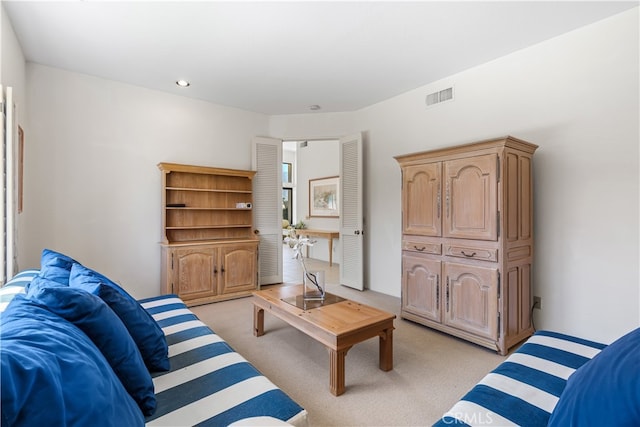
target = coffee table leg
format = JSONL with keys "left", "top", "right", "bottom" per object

{"left": 379, "top": 327, "right": 393, "bottom": 371}
{"left": 253, "top": 304, "right": 264, "bottom": 337}
{"left": 329, "top": 347, "right": 350, "bottom": 396}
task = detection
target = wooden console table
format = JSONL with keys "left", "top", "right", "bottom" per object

{"left": 296, "top": 229, "right": 339, "bottom": 266}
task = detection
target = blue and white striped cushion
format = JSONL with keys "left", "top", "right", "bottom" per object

{"left": 433, "top": 330, "right": 606, "bottom": 427}
{"left": 0, "top": 269, "right": 39, "bottom": 313}
{"left": 139, "top": 295, "right": 307, "bottom": 427}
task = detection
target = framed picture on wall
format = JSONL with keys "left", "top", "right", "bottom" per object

{"left": 309, "top": 176, "right": 339, "bottom": 217}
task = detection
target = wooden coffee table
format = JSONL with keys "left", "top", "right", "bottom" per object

{"left": 252, "top": 284, "right": 395, "bottom": 396}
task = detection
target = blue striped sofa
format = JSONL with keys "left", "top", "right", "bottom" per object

{"left": 1, "top": 268, "right": 307, "bottom": 427}
{"left": 140, "top": 294, "right": 307, "bottom": 426}
{"left": 434, "top": 328, "right": 640, "bottom": 426}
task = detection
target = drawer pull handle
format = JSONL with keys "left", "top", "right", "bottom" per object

{"left": 461, "top": 251, "right": 477, "bottom": 257}
{"left": 414, "top": 246, "right": 426, "bottom": 252}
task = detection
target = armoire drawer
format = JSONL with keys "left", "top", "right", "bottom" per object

{"left": 444, "top": 244, "right": 497, "bottom": 262}
{"left": 402, "top": 238, "right": 441, "bottom": 255}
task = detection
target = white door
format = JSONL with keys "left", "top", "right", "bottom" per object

{"left": 252, "top": 136, "right": 283, "bottom": 285}
{"left": 5, "top": 87, "right": 15, "bottom": 280}
{"left": 0, "top": 85, "right": 5, "bottom": 284}
{"left": 339, "top": 133, "right": 364, "bottom": 290}
{"left": 1, "top": 86, "right": 16, "bottom": 283}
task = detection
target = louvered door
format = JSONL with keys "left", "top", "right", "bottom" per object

{"left": 252, "top": 136, "right": 283, "bottom": 285}
{"left": 339, "top": 133, "right": 363, "bottom": 290}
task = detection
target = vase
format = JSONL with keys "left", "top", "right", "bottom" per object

{"left": 303, "top": 270, "right": 325, "bottom": 300}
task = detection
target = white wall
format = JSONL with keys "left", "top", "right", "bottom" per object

{"left": 269, "top": 9, "right": 639, "bottom": 343}
{"left": 270, "top": 112, "right": 356, "bottom": 141}
{"left": 1, "top": 4, "right": 26, "bottom": 110}
{"left": 21, "top": 64, "right": 269, "bottom": 298}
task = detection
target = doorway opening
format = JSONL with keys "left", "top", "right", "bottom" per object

{"left": 281, "top": 139, "right": 340, "bottom": 284}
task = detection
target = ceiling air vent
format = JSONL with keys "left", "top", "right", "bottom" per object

{"left": 426, "top": 86, "right": 454, "bottom": 107}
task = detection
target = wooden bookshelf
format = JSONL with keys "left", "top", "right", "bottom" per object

{"left": 158, "top": 163, "right": 259, "bottom": 306}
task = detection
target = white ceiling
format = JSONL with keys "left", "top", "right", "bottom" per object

{"left": 4, "top": 1, "right": 638, "bottom": 115}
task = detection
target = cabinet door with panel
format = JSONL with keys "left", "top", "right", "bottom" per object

{"left": 402, "top": 163, "right": 442, "bottom": 236}
{"left": 444, "top": 154, "right": 497, "bottom": 241}
{"left": 172, "top": 246, "right": 219, "bottom": 300}
{"left": 444, "top": 262, "right": 498, "bottom": 340}
{"left": 219, "top": 243, "right": 258, "bottom": 295}
{"left": 402, "top": 253, "right": 441, "bottom": 322}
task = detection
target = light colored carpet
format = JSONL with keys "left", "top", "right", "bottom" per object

{"left": 191, "top": 246, "right": 506, "bottom": 426}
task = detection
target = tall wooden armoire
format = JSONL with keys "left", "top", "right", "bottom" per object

{"left": 395, "top": 136, "right": 537, "bottom": 355}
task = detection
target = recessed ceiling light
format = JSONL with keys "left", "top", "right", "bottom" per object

{"left": 176, "top": 80, "right": 190, "bottom": 88}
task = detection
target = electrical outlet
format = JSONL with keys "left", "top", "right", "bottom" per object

{"left": 533, "top": 296, "right": 542, "bottom": 310}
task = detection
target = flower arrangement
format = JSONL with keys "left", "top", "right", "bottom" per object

{"left": 284, "top": 228, "right": 325, "bottom": 299}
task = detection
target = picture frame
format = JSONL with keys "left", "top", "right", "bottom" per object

{"left": 309, "top": 176, "right": 339, "bottom": 218}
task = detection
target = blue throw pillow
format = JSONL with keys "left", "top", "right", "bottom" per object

{"left": 38, "top": 248, "right": 79, "bottom": 284}
{"left": 69, "top": 263, "right": 170, "bottom": 372}
{"left": 1, "top": 295, "right": 144, "bottom": 426}
{"left": 548, "top": 327, "right": 640, "bottom": 426}
{"left": 26, "top": 277, "right": 157, "bottom": 416}
{"left": 38, "top": 249, "right": 140, "bottom": 302}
